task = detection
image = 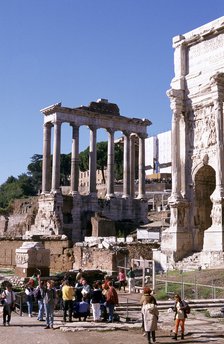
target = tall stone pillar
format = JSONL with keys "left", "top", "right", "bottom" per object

{"left": 51, "top": 120, "right": 62, "bottom": 193}
{"left": 161, "top": 89, "right": 191, "bottom": 263}
{"left": 203, "top": 73, "right": 224, "bottom": 253}
{"left": 138, "top": 134, "right": 146, "bottom": 199}
{"left": 130, "top": 134, "right": 136, "bottom": 198}
{"left": 70, "top": 125, "right": 80, "bottom": 194}
{"left": 122, "top": 131, "right": 131, "bottom": 198}
{"left": 167, "top": 89, "right": 183, "bottom": 203}
{"left": 89, "top": 126, "right": 97, "bottom": 194}
{"left": 42, "top": 122, "right": 52, "bottom": 193}
{"left": 106, "top": 129, "right": 115, "bottom": 198}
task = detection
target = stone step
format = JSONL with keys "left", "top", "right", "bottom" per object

{"left": 116, "top": 298, "right": 224, "bottom": 312}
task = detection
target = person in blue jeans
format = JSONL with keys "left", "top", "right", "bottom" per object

{"left": 42, "top": 280, "right": 57, "bottom": 329}
{"left": 34, "top": 280, "right": 45, "bottom": 321}
{"left": 25, "top": 282, "right": 34, "bottom": 317}
{"left": 106, "top": 281, "right": 119, "bottom": 322}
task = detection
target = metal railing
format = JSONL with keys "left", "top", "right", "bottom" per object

{"left": 156, "top": 278, "right": 224, "bottom": 300}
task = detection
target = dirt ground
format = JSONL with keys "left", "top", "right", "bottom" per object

{"left": 1, "top": 310, "right": 224, "bottom": 344}
{"left": 1, "top": 326, "right": 148, "bottom": 344}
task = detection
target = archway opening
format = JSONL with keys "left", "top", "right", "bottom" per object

{"left": 194, "top": 165, "right": 215, "bottom": 249}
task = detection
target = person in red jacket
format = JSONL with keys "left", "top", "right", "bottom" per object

{"left": 106, "top": 281, "right": 119, "bottom": 322}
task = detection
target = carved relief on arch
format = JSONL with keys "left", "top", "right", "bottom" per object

{"left": 191, "top": 106, "right": 217, "bottom": 150}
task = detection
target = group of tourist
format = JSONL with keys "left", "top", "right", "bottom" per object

{"left": 0, "top": 269, "right": 189, "bottom": 342}
{"left": 0, "top": 269, "right": 120, "bottom": 329}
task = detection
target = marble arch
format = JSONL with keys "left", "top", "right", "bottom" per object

{"left": 29, "top": 99, "right": 151, "bottom": 242}
{"left": 158, "top": 16, "right": 224, "bottom": 268}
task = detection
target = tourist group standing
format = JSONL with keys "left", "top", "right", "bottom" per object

{"left": 5, "top": 269, "right": 119, "bottom": 328}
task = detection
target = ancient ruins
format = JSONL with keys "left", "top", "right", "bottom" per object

{"left": 27, "top": 99, "right": 150, "bottom": 242}
{"left": 156, "top": 16, "right": 224, "bottom": 269}
{"left": 3, "top": 17, "right": 224, "bottom": 275}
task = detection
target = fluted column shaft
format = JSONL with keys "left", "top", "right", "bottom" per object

{"left": 214, "top": 98, "right": 224, "bottom": 190}
{"left": 70, "top": 125, "right": 80, "bottom": 194}
{"left": 106, "top": 129, "right": 115, "bottom": 197}
{"left": 51, "top": 120, "right": 61, "bottom": 192}
{"left": 89, "top": 126, "right": 97, "bottom": 194}
{"left": 130, "top": 135, "right": 136, "bottom": 197}
{"left": 138, "top": 134, "right": 146, "bottom": 198}
{"left": 167, "top": 89, "right": 184, "bottom": 201}
{"left": 123, "top": 131, "right": 130, "bottom": 198}
{"left": 42, "top": 123, "right": 52, "bottom": 193}
{"left": 171, "top": 110, "right": 181, "bottom": 197}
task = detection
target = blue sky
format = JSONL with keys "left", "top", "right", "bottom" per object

{"left": 0, "top": 0, "right": 223, "bottom": 185}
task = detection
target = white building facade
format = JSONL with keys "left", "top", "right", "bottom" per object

{"left": 145, "top": 130, "right": 171, "bottom": 178}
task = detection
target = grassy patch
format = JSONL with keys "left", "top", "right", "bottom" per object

{"left": 0, "top": 268, "right": 15, "bottom": 275}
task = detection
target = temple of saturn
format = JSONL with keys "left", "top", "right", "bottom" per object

{"left": 154, "top": 16, "right": 224, "bottom": 269}
{"left": 27, "top": 99, "right": 150, "bottom": 242}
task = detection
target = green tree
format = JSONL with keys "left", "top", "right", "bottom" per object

{"left": 79, "top": 147, "right": 89, "bottom": 172}
{"left": 60, "top": 153, "right": 71, "bottom": 186}
{"left": 0, "top": 174, "right": 35, "bottom": 209}
{"left": 114, "top": 142, "right": 123, "bottom": 180}
{"left": 27, "top": 154, "right": 42, "bottom": 192}
{"left": 79, "top": 141, "right": 123, "bottom": 182}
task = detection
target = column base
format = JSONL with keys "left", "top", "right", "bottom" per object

{"left": 203, "top": 225, "right": 224, "bottom": 251}
{"left": 161, "top": 226, "right": 193, "bottom": 262}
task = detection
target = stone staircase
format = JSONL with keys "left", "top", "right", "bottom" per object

{"left": 175, "top": 252, "right": 203, "bottom": 271}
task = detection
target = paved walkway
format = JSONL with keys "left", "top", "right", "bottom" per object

{"left": 1, "top": 288, "right": 224, "bottom": 343}
{"left": 1, "top": 303, "right": 223, "bottom": 344}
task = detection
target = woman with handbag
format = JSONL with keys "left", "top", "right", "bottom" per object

{"left": 1, "top": 282, "right": 16, "bottom": 326}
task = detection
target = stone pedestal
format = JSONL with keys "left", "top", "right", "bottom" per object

{"left": 15, "top": 241, "right": 50, "bottom": 278}
{"left": 29, "top": 193, "right": 63, "bottom": 236}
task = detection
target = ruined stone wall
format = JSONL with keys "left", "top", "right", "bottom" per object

{"left": 0, "top": 198, "right": 38, "bottom": 237}
{"left": 0, "top": 236, "right": 159, "bottom": 275}
{"left": 0, "top": 238, "right": 73, "bottom": 273}
{"left": 72, "top": 243, "right": 159, "bottom": 273}
{"left": 127, "top": 242, "right": 157, "bottom": 261}
{"left": 0, "top": 239, "right": 23, "bottom": 266}
{"left": 73, "top": 246, "right": 116, "bottom": 272}
{"left": 44, "top": 239, "right": 74, "bottom": 273}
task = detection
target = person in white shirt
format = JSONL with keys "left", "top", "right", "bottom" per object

{"left": 1, "top": 283, "right": 16, "bottom": 326}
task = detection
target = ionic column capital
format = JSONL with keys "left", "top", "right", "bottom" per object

{"left": 106, "top": 128, "right": 115, "bottom": 135}
{"left": 88, "top": 125, "right": 98, "bottom": 132}
{"left": 70, "top": 123, "right": 80, "bottom": 129}
{"left": 137, "top": 133, "right": 147, "bottom": 139}
{"left": 123, "top": 130, "right": 131, "bottom": 137}
{"left": 52, "top": 119, "right": 62, "bottom": 126}
{"left": 43, "top": 122, "right": 53, "bottom": 129}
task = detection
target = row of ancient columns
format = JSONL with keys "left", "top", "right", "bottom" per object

{"left": 42, "top": 121, "right": 146, "bottom": 199}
